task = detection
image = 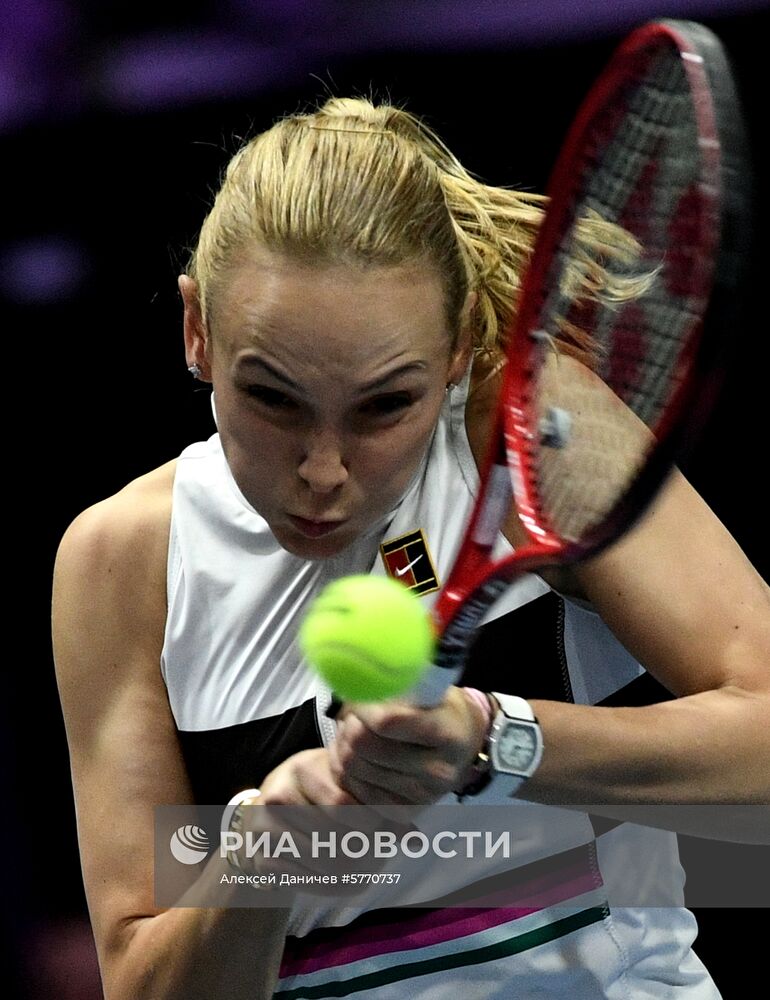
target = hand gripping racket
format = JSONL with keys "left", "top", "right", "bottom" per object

{"left": 411, "top": 19, "right": 750, "bottom": 706}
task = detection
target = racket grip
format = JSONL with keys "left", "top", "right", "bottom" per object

{"left": 408, "top": 664, "right": 462, "bottom": 708}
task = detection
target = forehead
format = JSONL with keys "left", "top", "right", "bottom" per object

{"left": 209, "top": 248, "right": 450, "bottom": 360}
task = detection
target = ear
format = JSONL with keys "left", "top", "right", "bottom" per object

{"left": 447, "top": 290, "right": 476, "bottom": 385}
{"left": 179, "top": 275, "right": 213, "bottom": 381}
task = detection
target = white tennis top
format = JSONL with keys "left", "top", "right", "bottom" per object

{"left": 160, "top": 367, "right": 720, "bottom": 999}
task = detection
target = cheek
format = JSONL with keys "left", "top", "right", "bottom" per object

{"left": 356, "top": 405, "right": 441, "bottom": 487}
{"left": 225, "top": 417, "right": 282, "bottom": 461}
{"left": 217, "top": 410, "right": 289, "bottom": 496}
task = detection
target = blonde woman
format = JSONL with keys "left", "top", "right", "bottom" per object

{"left": 52, "top": 99, "right": 769, "bottom": 999}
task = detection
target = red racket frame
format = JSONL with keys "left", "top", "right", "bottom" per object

{"left": 419, "top": 21, "right": 746, "bottom": 691}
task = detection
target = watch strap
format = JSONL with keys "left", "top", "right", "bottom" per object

{"left": 491, "top": 692, "right": 537, "bottom": 723}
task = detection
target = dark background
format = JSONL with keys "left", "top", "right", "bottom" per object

{"left": 4, "top": 1, "right": 768, "bottom": 996}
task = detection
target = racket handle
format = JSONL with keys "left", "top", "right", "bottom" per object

{"left": 408, "top": 664, "right": 462, "bottom": 708}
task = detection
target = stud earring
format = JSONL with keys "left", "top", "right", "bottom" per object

{"left": 188, "top": 364, "right": 202, "bottom": 378}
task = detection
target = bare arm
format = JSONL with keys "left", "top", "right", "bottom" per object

{"left": 52, "top": 468, "right": 291, "bottom": 1000}
{"left": 518, "top": 468, "right": 770, "bottom": 818}
{"left": 477, "top": 351, "right": 770, "bottom": 819}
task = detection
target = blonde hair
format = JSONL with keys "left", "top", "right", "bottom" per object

{"left": 188, "top": 97, "right": 649, "bottom": 360}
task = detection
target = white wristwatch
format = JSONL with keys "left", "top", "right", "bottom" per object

{"left": 457, "top": 693, "right": 543, "bottom": 800}
{"left": 488, "top": 693, "right": 544, "bottom": 795}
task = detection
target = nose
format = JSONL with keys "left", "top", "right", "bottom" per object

{"left": 297, "top": 426, "right": 349, "bottom": 494}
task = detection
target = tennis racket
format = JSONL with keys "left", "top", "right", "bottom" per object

{"left": 411, "top": 18, "right": 750, "bottom": 706}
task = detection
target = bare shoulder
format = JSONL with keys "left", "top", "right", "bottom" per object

{"left": 58, "top": 459, "right": 177, "bottom": 566}
{"left": 53, "top": 459, "right": 179, "bottom": 740}
{"left": 55, "top": 460, "right": 178, "bottom": 612}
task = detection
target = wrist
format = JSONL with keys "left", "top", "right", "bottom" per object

{"left": 456, "top": 693, "right": 544, "bottom": 801}
{"left": 454, "top": 688, "right": 495, "bottom": 798}
{"left": 223, "top": 788, "right": 262, "bottom": 875}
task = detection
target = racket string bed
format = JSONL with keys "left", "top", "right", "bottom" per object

{"left": 527, "top": 41, "right": 720, "bottom": 544}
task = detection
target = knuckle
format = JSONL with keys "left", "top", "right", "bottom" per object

{"left": 430, "top": 759, "right": 458, "bottom": 787}
{"left": 328, "top": 787, "right": 355, "bottom": 806}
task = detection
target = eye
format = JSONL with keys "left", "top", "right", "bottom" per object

{"left": 245, "top": 385, "right": 298, "bottom": 410}
{"left": 358, "top": 393, "right": 414, "bottom": 418}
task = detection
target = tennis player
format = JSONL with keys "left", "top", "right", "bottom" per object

{"left": 52, "top": 99, "right": 769, "bottom": 999}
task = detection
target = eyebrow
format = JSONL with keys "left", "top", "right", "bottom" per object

{"left": 235, "top": 356, "right": 429, "bottom": 394}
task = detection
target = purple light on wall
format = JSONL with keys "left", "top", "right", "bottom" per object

{"left": 1, "top": 0, "right": 766, "bottom": 126}
{"left": 363, "top": 0, "right": 770, "bottom": 49}
{"left": 96, "top": 32, "right": 306, "bottom": 111}
{"left": 0, "top": 0, "right": 81, "bottom": 131}
{"left": 0, "top": 237, "right": 89, "bottom": 305}
{"left": 226, "top": 0, "right": 340, "bottom": 34}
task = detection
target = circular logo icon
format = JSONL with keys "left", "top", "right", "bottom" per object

{"left": 170, "top": 825, "right": 210, "bottom": 865}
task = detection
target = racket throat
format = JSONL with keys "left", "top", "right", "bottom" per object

{"left": 473, "top": 463, "right": 513, "bottom": 547}
{"left": 436, "top": 576, "right": 511, "bottom": 674}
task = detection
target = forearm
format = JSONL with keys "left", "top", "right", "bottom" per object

{"left": 520, "top": 686, "right": 770, "bottom": 838}
{"left": 102, "top": 852, "right": 292, "bottom": 1000}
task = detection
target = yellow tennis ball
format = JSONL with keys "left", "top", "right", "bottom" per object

{"left": 299, "top": 575, "right": 435, "bottom": 701}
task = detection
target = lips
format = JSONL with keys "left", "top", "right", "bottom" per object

{"left": 288, "top": 515, "right": 347, "bottom": 538}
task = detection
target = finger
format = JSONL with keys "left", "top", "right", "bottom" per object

{"left": 335, "top": 715, "right": 429, "bottom": 772}
{"left": 347, "top": 687, "right": 481, "bottom": 751}
{"left": 337, "top": 712, "right": 471, "bottom": 774}
{"left": 345, "top": 700, "right": 453, "bottom": 746}
{"left": 334, "top": 740, "right": 457, "bottom": 800}
{"left": 258, "top": 749, "right": 353, "bottom": 806}
{"left": 292, "top": 749, "right": 361, "bottom": 806}
{"left": 337, "top": 768, "right": 421, "bottom": 806}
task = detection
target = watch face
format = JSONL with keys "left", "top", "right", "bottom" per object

{"left": 497, "top": 722, "right": 538, "bottom": 773}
